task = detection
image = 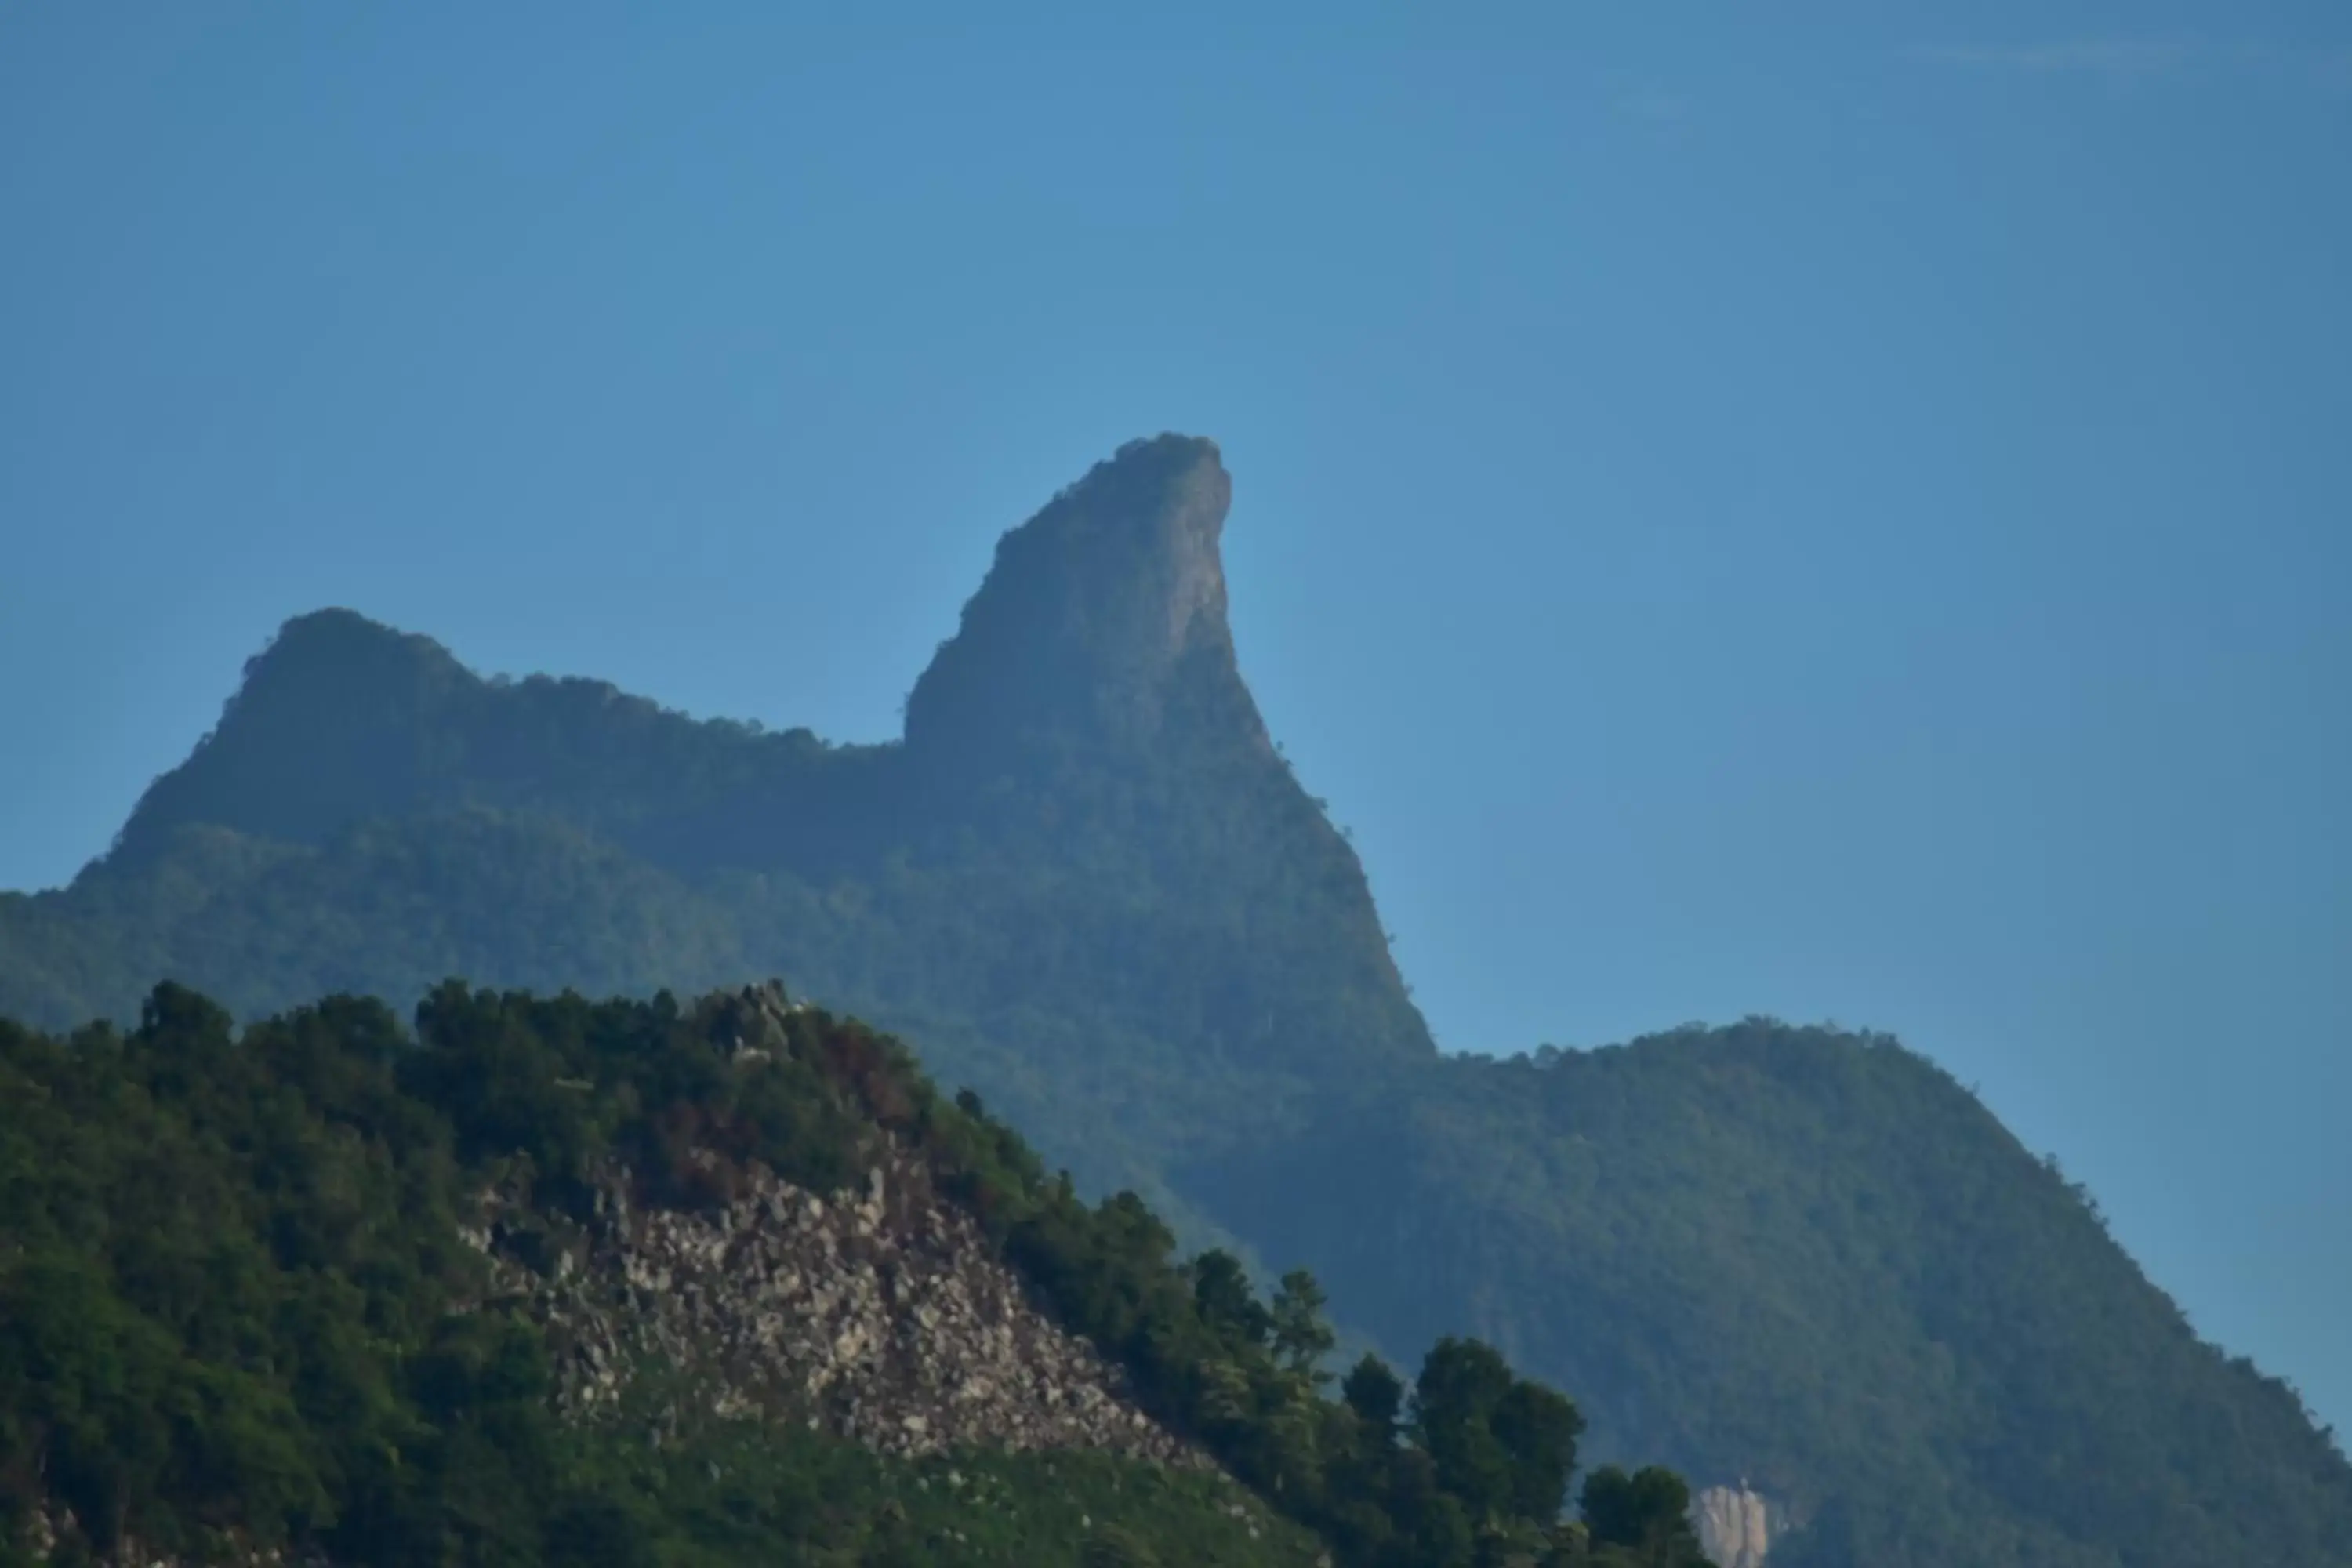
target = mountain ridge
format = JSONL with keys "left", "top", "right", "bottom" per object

{"left": 5, "top": 434, "right": 2347, "bottom": 1566}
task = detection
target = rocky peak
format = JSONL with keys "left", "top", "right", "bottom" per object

{"left": 106, "top": 609, "right": 474, "bottom": 867}
{"left": 902, "top": 434, "right": 1260, "bottom": 760}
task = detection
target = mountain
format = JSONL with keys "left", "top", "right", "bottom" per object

{"left": 10, "top": 437, "right": 1425, "bottom": 1213}
{"left": 5, "top": 434, "right": 2348, "bottom": 1566}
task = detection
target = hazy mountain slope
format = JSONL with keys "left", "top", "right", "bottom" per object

{"left": 7, "top": 812, "right": 753, "bottom": 1014}
{"left": 3, "top": 434, "right": 2347, "bottom": 1566}
{"left": 1191, "top": 1024, "right": 2352, "bottom": 1566}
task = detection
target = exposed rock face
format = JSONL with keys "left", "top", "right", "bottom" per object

{"left": 1693, "top": 1483, "right": 1780, "bottom": 1568}
{"left": 902, "top": 433, "right": 1262, "bottom": 760}
{"left": 466, "top": 1144, "right": 1203, "bottom": 1468}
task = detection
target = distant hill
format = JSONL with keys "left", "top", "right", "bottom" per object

{"left": 5, "top": 434, "right": 2347, "bottom": 1566}
{"left": 1192, "top": 1023, "right": 2352, "bottom": 1566}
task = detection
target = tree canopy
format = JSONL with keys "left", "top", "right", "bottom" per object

{"left": 0, "top": 982, "right": 1710, "bottom": 1567}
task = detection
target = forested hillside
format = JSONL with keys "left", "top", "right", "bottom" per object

{"left": 5, "top": 435, "right": 2347, "bottom": 1565}
{"left": 0, "top": 981, "right": 1706, "bottom": 1567}
{"left": 1191, "top": 1023, "right": 2352, "bottom": 1566}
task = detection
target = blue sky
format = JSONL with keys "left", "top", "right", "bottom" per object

{"left": 2, "top": 5, "right": 2346, "bottom": 1432}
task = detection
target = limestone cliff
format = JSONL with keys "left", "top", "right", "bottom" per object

{"left": 1693, "top": 1483, "right": 1783, "bottom": 1568}
{"left": 903, "top": 433, "right": 1258, "bottom": 763}
{"left": 446, "top": 985, "right": 1219, "bottom": 1470}
{"left": 466, "top": 1145, "right": 1202, "bottom": 1467}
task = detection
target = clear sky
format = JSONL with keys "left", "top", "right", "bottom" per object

{"left": 3, "top": 4, "right": 2346, "bottom": 1433}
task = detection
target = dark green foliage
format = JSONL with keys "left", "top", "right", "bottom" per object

{"left": 1081, "top": 1523, "right": 1163, "bottom": 1567}
{"left": 1343, "top": 1358, "right": 1406, "bottom": 1439}
{"left": 1581, "top": 1468, "right": 1705, "bottom": 1565}
{"left": 0, "top": 982, "right": 1653, "bottom": 1566}
{"left": 1192, "top": 1253, "right": 1275, "bottom": 1348}
{"left": 1269, "top": 1274, "right": 1337, "bottom": 1386}
{"left": 0, "top": 985, "right": 1330, "bottom": 1566}
{"left": 1409, "top": 1340, "right": 1581, "bottom": 1532}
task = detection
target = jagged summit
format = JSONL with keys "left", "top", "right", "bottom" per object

{"left": 904, "top": 434, "right": 1256, "bottom": 759}
{"left": 113, "top": 437, "right": 1258, "bottom": 871}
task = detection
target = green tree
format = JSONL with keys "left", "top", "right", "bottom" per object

{"left": 1581, "top": 1465, "right": 1708, "bottom": 1566}
{"left": 1414, "top": 1339, "right": 1520, "bottom": 1523}
{"left": 1492, "top": 1378, "right": 1583, "bottom": 1524}
{"left": 1192, "top": 1250, "right": 1273, "bottom": 1348}
{"left": 1344, "top": 1353, "right": 1406, "bottom": 1443}
{"left": 1270, "top": 1269, "right": 1337, "bottom": 1384}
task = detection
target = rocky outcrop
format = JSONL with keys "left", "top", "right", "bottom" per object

{"left": 465, "top": 1143, "right": 1203, "bottom": 1468}
{"left": 902, "top": 432, "right": 1265, "bottom": 760}
{"left": 1693, "top": 1483, "right": 1781, "bottom": 1568}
